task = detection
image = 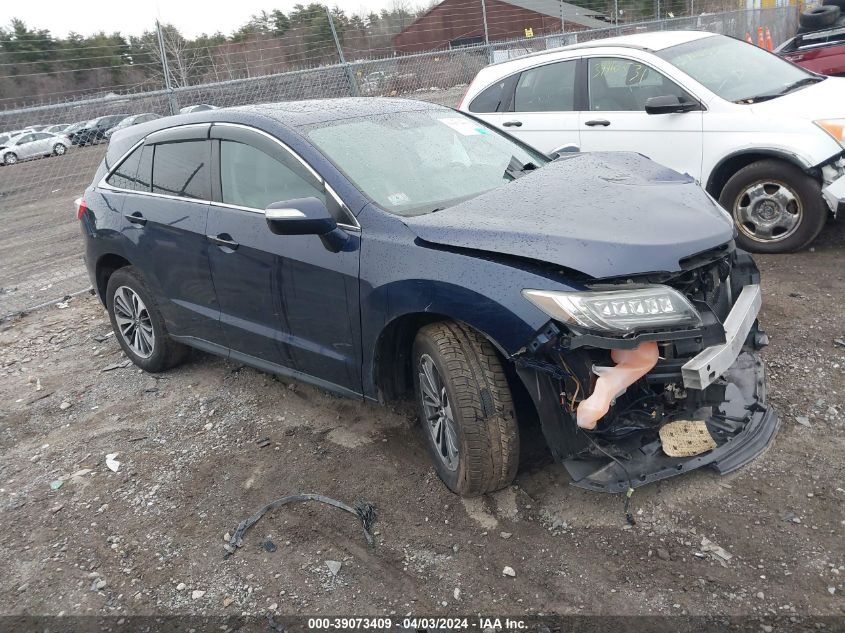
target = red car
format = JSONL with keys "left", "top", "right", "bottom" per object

{"left": 777, "top": 9, "right": 845, "bottom": 76}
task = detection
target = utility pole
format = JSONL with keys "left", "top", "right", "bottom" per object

{"left": 326, "top": 6, "right": 360, "bottom": 97}
{"left": 156, "top": 20, "right": 179, "bottom": 115}
{"left": 481, "top": 0, "right": 493, "bottom": 63}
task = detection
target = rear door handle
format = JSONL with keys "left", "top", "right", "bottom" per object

{"left": 124, "top": 212, "right": 146, "bottom": 226}
{"left": 585, "top": 119, "right": 611, "bottom": 127}
{"left": 502, "top": 120, "right": 523, "bottom": 127}
{"left": 207, "top": 233, "right": 239, "bottom": 250}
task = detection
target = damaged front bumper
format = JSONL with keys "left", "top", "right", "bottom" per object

{"left": 514, "top": 247, "right": 779, "bottom": 492}
{"left": 821, "top": 157, "right": 845, "bottom": 216}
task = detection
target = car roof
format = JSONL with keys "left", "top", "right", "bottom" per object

{"left": 488, "top": 29, "right": 717, "bottom": 68}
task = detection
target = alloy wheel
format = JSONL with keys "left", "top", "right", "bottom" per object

{"left": 733, "top": 179, "right": 802, "bottom": 243}
{"left": 418, "top": 354, "right": 459, "bottom": 471}
{"left": 4, "top": 153, "right": 17, "bottom": 165}
{"left": 54, "top": 144, "right": 66, "bottom": 155}
{"left": 113, "top": 286, "right": 155, "bottom": 358}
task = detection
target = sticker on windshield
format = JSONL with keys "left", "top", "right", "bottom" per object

{"left": 388, "top": 192, "right": 411, "bottom": 205}
{"left": 438, "top": 117, "right": 489, "bottom": 136}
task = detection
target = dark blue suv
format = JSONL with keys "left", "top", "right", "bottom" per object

{"left": 78, "top": 98, "right": 777, "bottom": 496}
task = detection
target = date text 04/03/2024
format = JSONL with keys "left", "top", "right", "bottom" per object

{"left": 306, "top": 617, "right": 528, "bottom": 630}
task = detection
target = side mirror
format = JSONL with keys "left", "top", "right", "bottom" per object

{"left": 644, "top": 95, "right": 700, "bottom": 115}
{"left": 264, "top": 197, "right": 348, "bottom": 252}
{"left": 549, "top": 143, "right": 580, "bottom": 159}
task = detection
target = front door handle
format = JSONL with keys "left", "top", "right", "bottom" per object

{"left": 208, "top": 233, "right": 239, "bottom": 250}
{"left": 502, "top": 120, "right": 523, "bottom": 127}
{"left": 124, "top": 212, "right": 146, "bottom": 226}
{"left": 585, "top": 119, "right": 611, "bottom": 127}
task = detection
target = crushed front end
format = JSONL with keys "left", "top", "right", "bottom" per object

{"left": 514, "top": 242, "right": 778, "bottom": 492}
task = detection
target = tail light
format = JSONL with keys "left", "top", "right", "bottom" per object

{"left": 457, "top": 84, "right": 471, "bottom": 109}
{"left": 75, "top": 197, "right": 87, "bottom": 220}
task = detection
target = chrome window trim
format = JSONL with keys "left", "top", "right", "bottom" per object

{"left": 98, "top": 121, "right": 361, "bottom": 230}
{"left": 266, "top": 208, "right": 307, "bottom": 219}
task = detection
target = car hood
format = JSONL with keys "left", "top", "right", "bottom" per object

{"left": 401, "top": 152, "right": 734, "bottom": 279}
{"left": 751, "top": 76, "right": 845, "bottom": 119}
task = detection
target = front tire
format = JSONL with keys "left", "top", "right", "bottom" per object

{"left": 412, "top": 321, "right": 519, "bottom": 497}
{"left": 3, "top": 152, "right": 17, "bottom": 165}
{"left": 106, "top": 266, "right": 187, "bottom": 372}
{"left": 53, "top": 143, "right": 66, "bottom": 156}
{"left": 719, "top": 159, "right": 827, "bottom": 253}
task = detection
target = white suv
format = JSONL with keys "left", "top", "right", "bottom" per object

{"left": 459, "top": 31, "right": 845, "bottom": 253}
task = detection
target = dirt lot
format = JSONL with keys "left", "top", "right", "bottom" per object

{"left": 0, "top": 212, "right": 843, "bottom": 622}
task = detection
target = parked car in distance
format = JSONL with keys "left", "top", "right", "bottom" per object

{"left": 72, "top": 115, "right": 129, "bottom": 146}
{"left": 778, "top": 24, "right": 845, "bottom": 76}
{"left": 460, "top": 31, "right": 845, "bottom": 253}
{"left": 78, "top": 99, "right": 776, "bottom": 496}
{"left": 1, "top": 131, "right": 70, "bottom": 165}
{"left": 104, "top": 113, "right": 162, "bottom": 139}
{"left": 63, "top": 120, "right": 92, "bottom": 144}
{"left": 179, "top": 104, "right": 217, "bottom": 113}
{"left": 44, "top": 123, "right": 71, "bottom": 134}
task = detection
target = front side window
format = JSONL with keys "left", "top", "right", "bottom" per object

{"left": 151, "top": 140, "right": 209, "bottom": 200}
{"left": 306, "top": 109, "right": 548, "bottom": 216}
{"left": 588, "top": 57, "right": 692, "bottom": 111}
{"left": 657, "top": 35, "right": 814, "bottom": 102}
{"left": 514, "top": 60, "right": 577, "bottom": 112}
{"left": 219, "top": 140, "right": 325, "bottom": 211}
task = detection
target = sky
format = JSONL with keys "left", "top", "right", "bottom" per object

{"left": 1, "top": 0, "right": 412, "bottom": 39}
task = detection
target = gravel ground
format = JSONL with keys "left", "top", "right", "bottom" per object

{"left": 0, "top": 216, "right": 843, "bottom": 621}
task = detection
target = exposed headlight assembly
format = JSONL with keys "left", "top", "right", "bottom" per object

{"left": 522, "top": 285, "right": 702, "bottom": 334}
{"left": 814, "top": 119, "right": 845, "bottom": 148}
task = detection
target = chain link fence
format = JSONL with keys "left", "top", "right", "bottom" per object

{"left": 0, "top": 5, "right": 799, "bottom": 319}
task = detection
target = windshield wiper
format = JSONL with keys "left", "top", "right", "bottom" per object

{"left": 503, "top": 155, "right": 538, "bottom": 181}
{"left": 736, "top": 76, "right": 824, "bottom": 103}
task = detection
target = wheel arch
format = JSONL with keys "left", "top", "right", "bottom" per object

{"left": 705, "top": 149, "right": 817, "bottom": 199}
{"left": 372, "top": 312, "right": 514, "bottom": 403}
{"left": 94, "top": 253, "right": 132, "bottom": 305}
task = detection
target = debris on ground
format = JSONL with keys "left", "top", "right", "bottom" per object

{"left": 226, "top": 493, "right": 377, "bottom": 556}
{"left": 105, "top": 453, "right": 120, "bottom": 472}
{"left": 796, "top": 416, "right": 811, "bottom": 427}
{"left": 261, "top": 538, "right": 277, "bottom": 553}
{"left": 326, "top": 560, "right": 342, "bottom": 576}
{"left": 699, "top": 536, "right": 733, "bottom": 566}
{"left": 49, "top": 479, "right": 63, "bottom": 490}
{"left": 502, "top": 566, "right": 516, "bottom": 577}
{"left": 101, "top": 360, "right": 131, "bottom": 372}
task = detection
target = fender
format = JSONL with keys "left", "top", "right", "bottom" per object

{"left": 705, "top": 147, "right": 818, "bottom": 195}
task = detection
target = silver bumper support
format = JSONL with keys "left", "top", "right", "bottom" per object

{"left": 682, "top": 284, "right": 762, "bottom": 390}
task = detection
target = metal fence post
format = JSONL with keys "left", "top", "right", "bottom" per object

{"left": 481, "top": 0, "right": 494, "bottom": 63}
{"left": 326, "top": 6, "right": 360, "bottom": 97}
{"left": 156, "top": 20, "right": 180, "bottom": 115}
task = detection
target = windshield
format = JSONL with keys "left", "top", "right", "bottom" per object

{"left": 657, "top": 35, "right": 816, "bottom": 102}
{"left": 305, "top": 109, "right": 547, "bottom": 216}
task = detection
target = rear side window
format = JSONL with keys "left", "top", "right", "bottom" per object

{"left": 151, "top": 140, "right": 209, "bottom": 199}
{"left": 468, "top": 77, "right": 515, "bottom": 113}
{"left": 106, "top": 145, "right": 144, "bottom": 190}
{"left": 514, "top": 60, "right": 577, "bottom": 112}
{"left": 219, "top": 140, "right": 324, "bottom": 211}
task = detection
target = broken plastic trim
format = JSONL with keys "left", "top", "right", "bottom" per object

{"left": 226, "top": 493, "right": 377, "bottom": 556}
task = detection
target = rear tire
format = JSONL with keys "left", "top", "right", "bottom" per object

{"left": 719, "top": 159, "right": 827, "bottom": 253}
{"left": 800, "top": 5, "right": 840, "bottom": 29}
{"left": 53, "top": 143, "right": 66, "bottom": 156}
{"left": 106, "top": 266, "right": 188, "bottom": 372}
{"left": 412, "top": 321, "right": 519, "bottom": 497}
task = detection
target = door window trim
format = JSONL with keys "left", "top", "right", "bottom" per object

{"left": 98, "top": 122, "right": 360, "bottom": 231}
{"left": 583, "top": 54, "right": 706, "bottom": 113}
